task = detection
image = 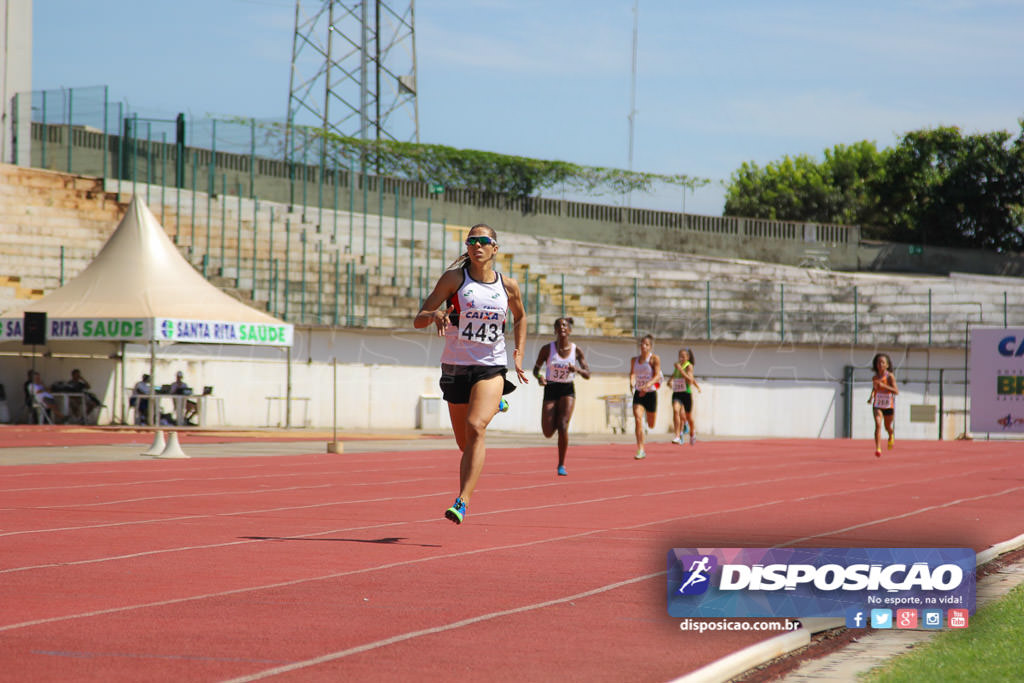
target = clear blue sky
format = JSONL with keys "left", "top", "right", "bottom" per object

{"left": 32, "top": 0, "right": 1024, "bottom": 216}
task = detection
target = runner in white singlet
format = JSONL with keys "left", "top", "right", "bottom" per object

{"left": 532, "top": 317, "right": 591, "bottom": 476}
{"left": 414, "top": 224, "right": 529, "bottom": 524}
{"left": 629, "top": 334, "right": 662, "bottom": 460}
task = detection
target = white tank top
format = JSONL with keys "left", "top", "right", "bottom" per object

{"left": 633, "top": 354, "right": 654, "bottom": 390}
{"left": 545, "top": 342, "right": 576, "bottom": 384}
{"left": 440, "top": 269, "right": 508, "bottom": 366}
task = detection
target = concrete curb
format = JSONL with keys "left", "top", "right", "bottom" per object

{"left": 670, "top": 629, "right": 810, "bottom": 683}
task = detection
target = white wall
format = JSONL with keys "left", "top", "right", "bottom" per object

{"left": 0, "top": 329, "right": 969, "bottom": 440}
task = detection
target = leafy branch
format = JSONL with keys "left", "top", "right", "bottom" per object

{"left": 233, "top": 118, "right": 709, "bottom": 202}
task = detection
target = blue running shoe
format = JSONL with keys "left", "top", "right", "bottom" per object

{"left": 557, "top": 465, "right": 568, "bottom": 476}
{"left": 498, "top": 397, "right": 509, "bottom": 413}
{"left": 683, "top": 423, "right": 689, "bottom": 435}
{"left": 445, "top": 497, "right": 466, "bottom": 524}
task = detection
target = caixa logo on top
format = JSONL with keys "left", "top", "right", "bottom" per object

{"left": 666, "top": 548, "right": 975, "bottom": 618}
{"left": 969, "top": 328, "right": 1024, "bottom": 433}
{"left": 997, "top": 335, "right": 1024, "bottom": 356}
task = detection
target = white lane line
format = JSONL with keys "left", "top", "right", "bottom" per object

{"left": 25, "top": 484, "right": 333, "bottom": 509}
{"left": 0, "top": 524, "right": 654, "bottom": 633}
{"left": 780, "top": 484, "right": 1024, "bottom": 546}
{"left": 2, "top": 457, "right": 1019, "bottom": 574}
{"left": 0, "top": 457, "right": 916, "bottom": 538}
{"left": 219, "top": 485, "right": 1024, "bottom": 681}
{"left": 218, "top": 572, "right": 666, "bottom": 683}
{"left": 0, "top": 456, "right": 443, "bottom": 493}
{"left": 2, "top": 474, "right": 1020, "bottom": 632}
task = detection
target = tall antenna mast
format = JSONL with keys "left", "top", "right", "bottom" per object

{"left": 285, "top": 1, "right": 419, "bottom": 174}
{"left": 627, "top": 0, "right": 639, "bottom": 209}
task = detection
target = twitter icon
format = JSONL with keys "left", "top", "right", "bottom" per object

{"left": 871, "top": 609, "right": 893, "bottom": 628}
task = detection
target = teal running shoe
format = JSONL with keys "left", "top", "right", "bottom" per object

{"left": 445, "top": 497, "right": 466, "bottom": 524}
{"left": 498, "top": 397, "right": 509, "bottom": 412}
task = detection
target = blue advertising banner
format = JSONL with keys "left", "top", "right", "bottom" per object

{"left": 667, "top": 548, "right": 975, "bottom": 619}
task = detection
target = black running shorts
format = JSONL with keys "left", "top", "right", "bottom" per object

{"left": 440, "top": 364, "right": 515, "bottom": 405}
{"left": 633, "top": 390, "right": 657, "bottom": 414}
{"left": 543, "top": 382, "right": 575, "bottom": 402}
{"left": 671, "top": 391, "right": 693, "bottom": 412}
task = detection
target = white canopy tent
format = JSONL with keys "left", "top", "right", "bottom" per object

{"left": 1, "top": 195, "right": 293, "bottom": 424}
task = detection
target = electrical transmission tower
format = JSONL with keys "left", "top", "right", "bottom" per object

{"left": 285, "top": 0, "right": 419, "bottom": 171}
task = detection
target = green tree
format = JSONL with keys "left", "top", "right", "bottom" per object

{"left": 723, "top": 141, "right": 886, "bottom": 225}
{"left": 874, "top": 125, "right": 1024, "bottom": 251}
{"left": 724, "top": 125, "right": 1024, "bottom": 251}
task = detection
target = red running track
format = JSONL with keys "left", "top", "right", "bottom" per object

{"left": 1, "top": 438, "right": 1023, "bottom": 682}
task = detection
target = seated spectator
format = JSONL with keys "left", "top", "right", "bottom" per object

{"left": 64, "top": 369, "right": 102, "bottom": 424}
{"left": 169, "top": 371, "right": 198, "bottom": 425}
{"left": 27, "top": 371, "right": 63, "bottom": 424}
{"left": 130, "top": 373, "right": 152, "bottom": 426}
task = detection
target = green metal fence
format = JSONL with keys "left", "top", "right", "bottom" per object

{"left": 10, "top": 86, "right": 1023, "bottom": 343}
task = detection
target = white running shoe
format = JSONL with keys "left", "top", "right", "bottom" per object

{"left": 634, "top": 449, "right": 646, "bottom": 460}
{"left": 671, "top": 436, "right": 682, "bottom": 445}
{"left": 689, "top": 435, "right": 696, "bottom": 445}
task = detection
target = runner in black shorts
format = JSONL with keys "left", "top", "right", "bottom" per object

{"left": 670, "top": 348, "right": 701, "bottom": 445}
{"left": 414, "top": 224, "right": 529, "bottom": 524}
{"left": 533, "top": 317, "right": 590, "bottom": 476}
{"left": 869, "top": 353, "right": 899, "bottom": 458}
{"left": 629, "top": 335, "right": 662, "bottom": 460}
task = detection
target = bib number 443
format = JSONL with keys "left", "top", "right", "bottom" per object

{"left": 461, "top": 320, "right": 501, "bottom": 343}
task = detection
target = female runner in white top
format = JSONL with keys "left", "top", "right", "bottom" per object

{"left": 533, "top": 317, "right": 591, "bottom": 476}
{"left": 414, "top": 224, "right": 528, "bottom": 524}
{"left": 629, "top": 334, "right": 662, "bottom": 460}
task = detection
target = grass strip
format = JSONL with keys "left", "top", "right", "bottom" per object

{"left": 862, "top": 583, "right": 1024, "bottom": 682}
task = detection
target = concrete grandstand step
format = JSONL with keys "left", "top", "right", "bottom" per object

{"left": 6, "top": 163, "right": 1023, "bottom": 344}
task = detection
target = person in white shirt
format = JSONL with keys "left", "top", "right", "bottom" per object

{"left": 169, "top": 371, "right": 198, "bottom": 425}
{"left": 533, "top": 317, "right": 591, "bottom": 476}
{"left": 415, "top": 224, "right": 528, "bottom": 524}
{"left": 629, "top": 335, "right": 662, "bottom": 460}
{"left": 28, "top": 370, "right": 63, "bottom": 423}
{"left": 131, "top": 374, "right": 152, "bottom": 425}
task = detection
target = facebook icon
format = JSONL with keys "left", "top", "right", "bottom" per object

{"left": 845, "top": 607, "right": 867, "bottom": 629}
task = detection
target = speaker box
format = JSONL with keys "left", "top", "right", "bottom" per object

{"left": 23, "top": 312, "right": 46, "bottom": 346}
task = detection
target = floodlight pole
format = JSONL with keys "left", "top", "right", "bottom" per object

{"left": 626, "top": 0, "right": 639, "bottom": 209}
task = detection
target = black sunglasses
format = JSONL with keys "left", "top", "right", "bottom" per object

{"left": 465, "top": 235, "right": 496, "bottom": 247}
